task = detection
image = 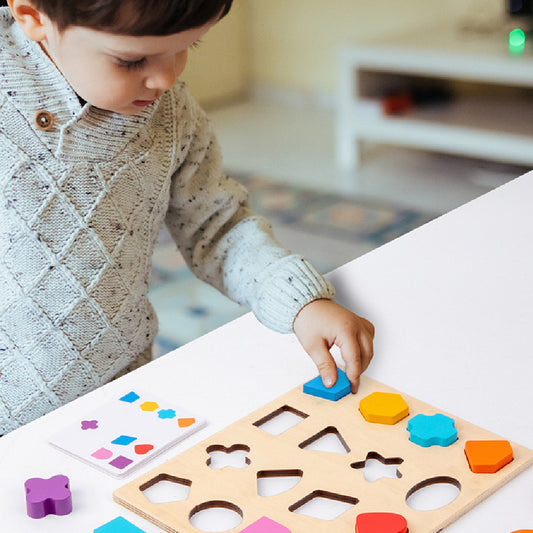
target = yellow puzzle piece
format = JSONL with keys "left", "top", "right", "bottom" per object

{"left": 359, "top": 392, "right": 409, "bottom": 425}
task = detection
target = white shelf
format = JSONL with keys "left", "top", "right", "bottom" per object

{"left": 336, "top": 26, "right": 533, "bottom": 178}
{"left": 341, "top": 28, "right": 533, "bottom": 86}
{"left": 352, "top": 96, "right": 533, "bottom": 165}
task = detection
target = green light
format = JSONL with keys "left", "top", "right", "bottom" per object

{"left": 509, "top": 28, "right": 526, "bottom": 55}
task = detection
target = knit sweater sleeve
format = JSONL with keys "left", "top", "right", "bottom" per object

{"left": 164, "top": 93, "right": 335, "bottom": 333}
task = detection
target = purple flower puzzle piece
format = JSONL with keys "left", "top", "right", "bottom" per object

{"left": 24, "top": 474, "right": 73, "bottom": 519}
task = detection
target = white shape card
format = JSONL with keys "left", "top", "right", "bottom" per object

{"left": 49, "top": 388, "right": 206, "bottom": 477}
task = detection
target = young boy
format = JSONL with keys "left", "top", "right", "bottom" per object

{"left": 0, "top": 0, "right": 375, "bottom": 435}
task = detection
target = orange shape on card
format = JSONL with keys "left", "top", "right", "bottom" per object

{"left": 464, "top": 440, "right": 513, "bottom": 473}
{"left": 178, "top": 418, "right": 195, "bottom": 428}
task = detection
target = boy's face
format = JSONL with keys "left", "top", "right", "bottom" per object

{"left": 39, "top": 18, "right": 213, "bottom": 115}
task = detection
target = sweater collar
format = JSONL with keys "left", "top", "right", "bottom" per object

{"left": 0, "top": 9, "right": 158, "bottom": 162}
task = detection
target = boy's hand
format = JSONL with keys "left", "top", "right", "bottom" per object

{"left": 293, "top": 299, "right": 374, "bottom": 393}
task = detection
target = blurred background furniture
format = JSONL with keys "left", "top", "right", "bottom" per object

{"left": 336, "top": 26, "right": 533, "bottom": 192}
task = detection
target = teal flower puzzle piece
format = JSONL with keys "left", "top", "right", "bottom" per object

{"left": 303, "top": 368, "right": 351, "bottom": 401}
{"left": 407, "top": 413, "right": 458, "bottom": 447}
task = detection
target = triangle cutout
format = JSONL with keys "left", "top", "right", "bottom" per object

{"left": 298, "top": 426, "right": 350, "bottom": 454}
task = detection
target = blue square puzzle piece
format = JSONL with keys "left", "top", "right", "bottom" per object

{"left": 303, "top": 368, "right": 351, "bottom": 401}
{"left": 94, "top": 516, "right": 146, "bottom": 533}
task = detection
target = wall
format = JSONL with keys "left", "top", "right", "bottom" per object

{"left": 181, "top": 0, "right": 249, "bottom": 107}
{"left": 182, "top": 0, "right": 505, "bottom": 106}
{"left": 247, "top": 0, "right": 504, "bottom": 101}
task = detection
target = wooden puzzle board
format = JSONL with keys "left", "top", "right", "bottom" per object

{"left": 114, "top": 376, "right": 533, "bottom": 532}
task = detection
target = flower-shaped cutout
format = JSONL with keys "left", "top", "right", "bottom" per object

{"left": 407, "top": 413, "right": 457, "bottom": 447}
{"left": 206, "top": 444, "right": 251, "bottom": 469}
{"left": 25, "top": 475, "right": 72, "bottom": 519}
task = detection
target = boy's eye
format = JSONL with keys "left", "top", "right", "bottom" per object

{"left": 116, "top": 57, "right": 147, "bottom": 71}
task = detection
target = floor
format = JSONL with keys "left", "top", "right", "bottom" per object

{"left": 150, "top": 97, "right": 529, "bottom": 355}
{"left": 151, "top": 173, "right": 434, "bottom": 353}
{"left": 209, "top": 98, "right": 527, "bottom": 215}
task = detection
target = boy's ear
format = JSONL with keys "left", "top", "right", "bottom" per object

{"left": 7, "top": 0, "right": 48, "bottom": 42}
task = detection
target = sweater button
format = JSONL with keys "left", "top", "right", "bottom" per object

{"left": 34, "top": 110, "right": 54, "bottom": 131}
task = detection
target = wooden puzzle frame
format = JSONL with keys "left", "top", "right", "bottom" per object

{"left": 114, "top": 376, "right": 533, "bottom": 532}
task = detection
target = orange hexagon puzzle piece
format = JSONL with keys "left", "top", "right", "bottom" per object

{"left": 359, "top": 392, "right": 409, "bottom": 425}
{"left": 464, "top": 440, "right": 513, "bottom": 473}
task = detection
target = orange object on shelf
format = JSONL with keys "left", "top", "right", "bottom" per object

{"left": 382, "top": 92, "right": 413, "bottom": 115}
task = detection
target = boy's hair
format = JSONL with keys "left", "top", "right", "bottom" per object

{"left": 30, "top": 0, "right": 233, "bottom": 35}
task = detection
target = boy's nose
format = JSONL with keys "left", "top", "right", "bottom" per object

{"left": 145, "top": 52, "right": 188, "bottom": 92}
{"left": 145, "top": 67, "right": 177, "bottom": 92}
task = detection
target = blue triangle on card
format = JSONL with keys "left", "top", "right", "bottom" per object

{"left": 303, "top": 368, "right": 351, "bottom": 401}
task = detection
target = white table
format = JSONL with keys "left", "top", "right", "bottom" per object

{"left": 1, "top": 172, "right": 532, "bottom": 532}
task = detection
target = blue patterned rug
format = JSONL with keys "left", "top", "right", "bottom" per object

{"left": 150, "top": 175, "right": 435, "bottom": 356}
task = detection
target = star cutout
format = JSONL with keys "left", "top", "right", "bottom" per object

{"left": 350, "top": 451, "right": 403, "bottom": 482}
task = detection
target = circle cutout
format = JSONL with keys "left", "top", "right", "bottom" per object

{"left": 406, "top": 476, "right": 461, "bottom": 511}
{"left": 189, "top": 500, "right": 243, "bottom": 532}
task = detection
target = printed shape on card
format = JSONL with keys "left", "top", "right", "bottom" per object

{"left": 49, "top": 389, "right": 206, "bottom": 477}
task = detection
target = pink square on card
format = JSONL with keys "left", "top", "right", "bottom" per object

{"left": 240, "top": 516, "right": 290, "bottom": 532}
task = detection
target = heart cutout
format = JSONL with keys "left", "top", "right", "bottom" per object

{"left": 178, "top": 417, "right": 195, "bottom": 428}
{"left": 134, "top": 444, "right": 154, "bottom": 455}
{"left": 356, "top": 512, "right": 408, "bottom": 533}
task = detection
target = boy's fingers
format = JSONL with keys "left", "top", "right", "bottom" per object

{"left": 358, "top": 329, "right": 374, "bottom": 373}
{"left": 361, "top": 317, "right": 375, "bottom": 337}
{"left": 351, "top": 375, "right": 361, "bottom": 394}
{"left": 339, "top": 335, "right": 362, "bottom": 394}
{"left": 307, "top": 342, "right": 338, "bottom": 388}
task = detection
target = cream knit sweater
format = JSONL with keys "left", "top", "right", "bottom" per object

{"left": 0, "top": 10, "right": 335, "bottom": 433}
